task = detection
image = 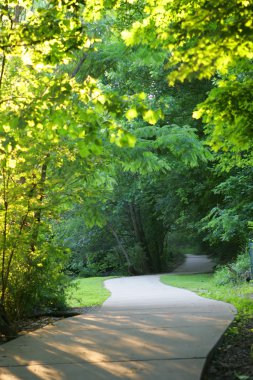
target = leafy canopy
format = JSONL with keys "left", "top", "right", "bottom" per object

{"left": 120, "top": 0, "right": 253, "bottom": 161}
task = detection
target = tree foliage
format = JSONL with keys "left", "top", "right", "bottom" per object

{"left": 121, "top": 0, "right": 253, "bottom": 159}
{"left": 0, "top": 0, "right": 133, "bottom": 320}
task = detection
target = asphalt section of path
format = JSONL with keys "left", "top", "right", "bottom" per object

{"left": 0, "top": 255, "right": 236, "bottom": 380}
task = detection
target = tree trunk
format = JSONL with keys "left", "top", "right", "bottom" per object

{"left": 1, "top": 169, "right": 10, "bottom": 305}
{"left": 30, "top": 156, "right": 49, "bottom": 253}
{"left": 107, "top": 224, "right": 140, "bottom": 274}
{"left": 128, "top": 203, "right": 153, "bottom": 271}
{"left": 107, "top": 224, "right": 131, "bottom": 267}
{"left": 0, "top": 303, "right": 16, "bottom": 338}
{"left": 70, "top": 53, "right": 87, "bottom": 78}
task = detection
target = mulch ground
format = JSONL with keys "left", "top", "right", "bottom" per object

{"left": 1, "top": 308, "right": 253, "bottom": 379}
{"left": 203, "top": 316, "right": 253, "bottom": 380}
{"left": 0, "top": 306, "right": 98, "bottom": 344}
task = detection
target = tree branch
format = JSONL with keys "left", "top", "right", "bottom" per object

{"left": 0, "top": 54, "right": 6, "bottom": 89}
{"left": 70, "top": 53, "right": 87, "bottom": 78}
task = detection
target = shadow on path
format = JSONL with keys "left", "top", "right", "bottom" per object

{"left": 0, "top": 256, "right": 235, "bottom": 380}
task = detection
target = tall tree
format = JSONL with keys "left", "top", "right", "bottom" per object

{"left": 0, "top": 0, "right": 136, "bottom": 329}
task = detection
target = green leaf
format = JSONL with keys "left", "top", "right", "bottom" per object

{"left": 125, "top": 108, "right": 138, "bottom": 120}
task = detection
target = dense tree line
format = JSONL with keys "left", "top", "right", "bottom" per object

{"left": 0, "top": 0, "right": 252, "bottom": 334}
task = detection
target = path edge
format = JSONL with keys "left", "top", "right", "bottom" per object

{"left": 200, "top": 312, "right": 237, "bottom": 379}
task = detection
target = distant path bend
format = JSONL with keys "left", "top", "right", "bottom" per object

{"left": 0, "top": 255, "right": 235, "bottom": 380}
{"left": 172, "top": 254, "right": 215, "bottom": 274}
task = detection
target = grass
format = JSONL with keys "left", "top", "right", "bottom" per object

{"left": 160, "top": 273, "right": 253, "bottom": 314}
{"left": 161, "top": 273, "right": 213, "bottom": 292}
{"left": 66, "top": 276, "right": 113, "bottom": 308}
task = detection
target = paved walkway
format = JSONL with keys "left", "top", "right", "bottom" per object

{"left": 0, "top": 255, "right": 236, "bottom": 380}
{"left": 173, "top": 254, "right": 215, "bottom": 274}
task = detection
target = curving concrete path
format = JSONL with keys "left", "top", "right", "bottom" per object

{"left": 0, "top": 255, "right": 235, "bottom": 380}
{"left": 173, "top": 254, "right": 215, "bottom": 274}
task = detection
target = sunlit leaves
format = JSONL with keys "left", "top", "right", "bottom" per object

{"left": 125, "top": 108, "right": 138, "bottom": 120}
{"left": 0, "top": 0, "right": 138, "bottom": 315}
{"left": 119, "top": 0, "right": 253, "bottom": 166}
{"left": 121, "top": 0, "right": 253, "bottom": 82}
{"left": 110, "top": 129, "right": 136, "bottom": 147}
{"left": 192, "top": 61, "right": 253, "bottom": 164}
{"left": 143, "top": 109, "right": 163, "bottom": 125}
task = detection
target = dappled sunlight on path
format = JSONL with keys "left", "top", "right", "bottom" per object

{"left": 0, "top": 309, "right": 216, "bottom": 380}
{"left": 0, "top": 262, "right": 235, "bottom": 380}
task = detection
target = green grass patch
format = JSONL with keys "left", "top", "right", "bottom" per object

{"left": 66, "top": 277, "right": 113, "bottom": 308}
{"left": 161, "top": 273, "right": 213, "bottom": 292}
{"left": 160, "top": 274, "right": 253, "bottom": 314}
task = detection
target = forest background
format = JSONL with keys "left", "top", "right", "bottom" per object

{"left": 0, "top": 0, "right": 252, "bottom": 333}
